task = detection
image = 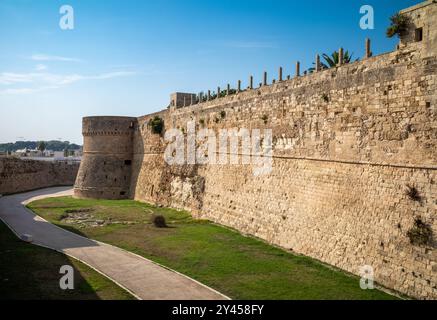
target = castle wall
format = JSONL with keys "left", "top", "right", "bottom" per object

{"left": 130, "top": 38, "right": 436, "bottom": 299}
{"left": 75, "top": 1, "right": 437, "bottom": 299}
{"left": 0, "top": 157, "right": 79, "bottom": 195}
{"left": 195, "top": 159, "right": 435, "bottom": 298}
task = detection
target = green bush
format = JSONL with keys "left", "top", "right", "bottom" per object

{"left": 261, "top": 114, "right": 268, "bottom": 125}
{"left": 386, "top": 13, "right": 410, "bottom": 38}
{"left": 148, "top": 116, "right": 164, "bottom": 135}
{"left": 152, "top": 215, "right": 167, "bottom": 228}
{"left": 406, "top": 185, "right": 422, "bottom": 202}
{"left": 407, "top": 218, "right": 433, "bottom": 246}
{"left": 322, "top": 93, "right": 329, "bottom": 103}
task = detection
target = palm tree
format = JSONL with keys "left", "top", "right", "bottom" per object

{"left": 322, "top": 50, "right": 356, "bottom": 68}
{"left": 308, "top": 50, "right": 358, "bottom": 72}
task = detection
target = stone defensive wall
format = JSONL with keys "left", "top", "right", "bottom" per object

{"left": 0, "top": 157, "right": 80, "bottom": 195}
{"left": 76, "top": 1, "right": 437, "bottom": 299}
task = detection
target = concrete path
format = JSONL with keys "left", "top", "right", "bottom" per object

{"left": 0, "top": 187, "right": 228, "bottom": 300}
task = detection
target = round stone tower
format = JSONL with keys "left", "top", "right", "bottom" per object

{"left": 74, "top": 116, "right": 137, "bottom": 200}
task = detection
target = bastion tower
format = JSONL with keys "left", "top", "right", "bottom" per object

{"left": 74, "top": 116, "right": 137, "bottom": 199}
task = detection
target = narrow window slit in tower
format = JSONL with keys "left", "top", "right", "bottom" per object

{"left": 415, "top": 28, "right": 423, "bottom": 42}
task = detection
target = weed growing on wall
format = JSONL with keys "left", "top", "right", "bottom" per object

{"left": 407, "top": 218, "right": 433, "bottom": 246}
{"left": 148, "top": 116, "right": 164, "bottom": 135}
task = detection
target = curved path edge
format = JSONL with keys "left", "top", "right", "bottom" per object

{"left": 0, "top": 187, "right": 230, "bottom": 300}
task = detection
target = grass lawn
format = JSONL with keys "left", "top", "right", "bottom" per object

{"left": 28, "top": 197, "right": 399, "bottom": 300}
{"left": 0, "top": 221, "right": 134, "bottom": 300}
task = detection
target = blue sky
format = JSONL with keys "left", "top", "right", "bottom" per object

{"left": 0, "top": 0, "right": 420, "bottom": 144}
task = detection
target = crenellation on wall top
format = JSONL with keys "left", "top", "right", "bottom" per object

{"left": 167, "top": 47, "right": 428, "bottom": 118}
{"left": 164, "top": 1, "right": 436, "bottom": 115}
{"left": 82, "top": 131, "right": 134, "bottom": 136}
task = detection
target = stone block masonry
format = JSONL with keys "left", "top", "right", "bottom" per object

{"left": 0, "top": 157, "right": 79, "bottom": 195}
{"left": 75, "top": 1, "right": 437, "bottom": 299}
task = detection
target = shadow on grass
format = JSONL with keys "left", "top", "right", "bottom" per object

{"left": 0, "top": 221, "right": 128, "bottom": 300}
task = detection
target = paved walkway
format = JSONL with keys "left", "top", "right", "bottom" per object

{"left": 0, "top": 187, "right": 228, "bottom": 300}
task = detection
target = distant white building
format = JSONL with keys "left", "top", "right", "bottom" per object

{"left": 14, "top": 148, "right": 53, "bottom": 158}
{"left": 73, "top": 149, "right": 83, "bottom": 157}
{"left": 43, "top": 149, "right": 55, "bottom": 157}
{"left": 14, "top": 148, "right": 40, "bottom": 157}
{"left": 12, "top": 147, "right": 82, "bottom": 161}
{"left": 53, "top": 150, "right": 82, "bottom": 161}
{"left": 53, "top": 151, "right": 65, "bottom": 160}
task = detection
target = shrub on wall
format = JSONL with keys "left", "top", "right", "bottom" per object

{"left": 407, "top": 218, "right": 433, "bottom": 246}
{"left": 406, "top": 185, "right": 422, "bottom": 202}
{"left": 152, "top": 215, "right": 167, "bottom": 228}
{"left": 386, "top": 13, "right": 410, "bottom": 38}
{"left": 321, "top": 93, "right": 330, "bottom": 103}
{"left": 148, "top": 116, "right": 164, "bottom": 135}
{"left": 261, "top": 114, "right": 268, "bottom": 124}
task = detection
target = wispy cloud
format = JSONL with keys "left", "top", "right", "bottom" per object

{"left": 223, "top": 41, "right": 278, "bottom": 49}
{"left": 35, "top": 64, "right": 48, "bottom": 71}
{"left": 0, "top": 71, "right": 137, "bottom": 95}
{"left": 89, "top": 71, "right": 137, "bottom": 80}
{"left": 30, "top": 54, "right": 83, "bottom": 62}
{"left": 109, "top": 64, "right": 138, "bottom": 69}
{"left": 0, "top": 86, "right": 60, "bottom": 95}
{"left": 0, "top": 72, "right": 35, "bottom": 85}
